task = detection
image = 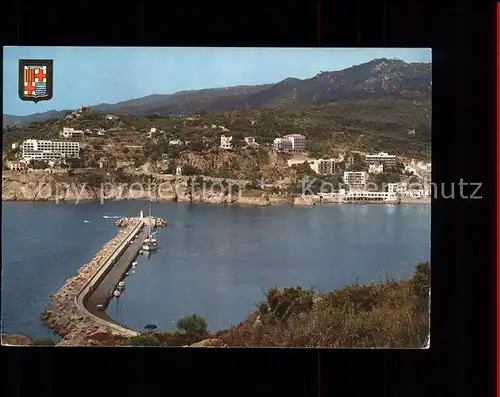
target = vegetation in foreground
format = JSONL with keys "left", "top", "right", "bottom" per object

{"left": 119, "top": 262, "right": 430, "bottom": 348}
{"left": 6, "top": 262, "right": 428, "bottom": 347}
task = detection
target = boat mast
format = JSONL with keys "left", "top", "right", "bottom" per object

{"left": 148, "top": 200, "right": 152, "bottom": 236}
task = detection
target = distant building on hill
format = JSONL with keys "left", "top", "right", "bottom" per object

{"left": 365, "top": 152, "right": 396, "bottom": 166}
{"left": 273, "top": 137, "right": 293, "bottom": 152}
{"left": 220, "top": 135, "right": 233, "bottom": 149}
{"left": 60, "top": 127, "right": 84, "bottom": 138}
{"left": 283, "top": 134, "right": 306, "bottom": 152}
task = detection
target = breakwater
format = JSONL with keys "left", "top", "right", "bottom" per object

{"left": 40, "top": 216, "right": 166, "bottom": 346}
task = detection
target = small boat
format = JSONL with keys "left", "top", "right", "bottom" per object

{"left": 132, "top": 261, "right": 137, "bottom": 267}
{"left": 84, "top": 220, "right": 90, "bottom": 223}
{"left": 113, "top": 290, "right": 121, "bottom": 297}
{"left": 117, "top": 281, "right": 125, "bottom": 290}
{"left": 125, "top": 272, "right": 130, "bottom": 276}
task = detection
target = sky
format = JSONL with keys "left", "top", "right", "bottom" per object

{"left": 3, "top": 47, "right": 431, "bottom": 116}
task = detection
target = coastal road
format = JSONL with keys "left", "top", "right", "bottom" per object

{"left": 84, "top": 221, "right": 151, "bottom": 328}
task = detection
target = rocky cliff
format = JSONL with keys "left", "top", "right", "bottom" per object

{"left": 2, "top": 172, "right": 275, "bottom": 206}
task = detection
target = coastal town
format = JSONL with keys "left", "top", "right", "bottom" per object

{"left": 3, "top": 106, "right": 431, "bottom": 205}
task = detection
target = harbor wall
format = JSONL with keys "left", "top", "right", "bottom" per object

{"left": 41, "top": 218, "right": 143, "bottom": 346}
{"left": 78, "top": 220, "right": 144, "bottom": 321}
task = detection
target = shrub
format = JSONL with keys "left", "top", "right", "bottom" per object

{"left": 216, "top": 262, "right": 430, "bottom": 348}
{"left": 121, "top": 333, "right": 161, "bottom": 347}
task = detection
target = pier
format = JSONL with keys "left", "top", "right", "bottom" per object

{"left": 77, "top": 217, "right": 158, "bottom": 331}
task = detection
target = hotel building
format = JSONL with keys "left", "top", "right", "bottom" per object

{"left": 365, "top": 152, "right": 397, "bottom": 166}
{"left": 273, "top": 137, "right": 293, "bottom": 152}
{"left": 283, "top": 134, "right": 306, "bottom": 152}
{"left": 22, "top": 139, "right": 80, "bottom": 162}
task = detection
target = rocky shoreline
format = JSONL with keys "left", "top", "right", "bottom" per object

{"left": 40, "top": 218, "right": 143, "bottom": 346}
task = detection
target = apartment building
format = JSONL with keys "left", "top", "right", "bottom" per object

{"left": 283, "top": 134, "right": 306, "bottom": 152}
{"left": 365, "top": 152, "right": 397, "bottom": 166}
{"left": 220, "top": 135, "right": 233, "bottom": 149}
{"left": 273, "top": 137, "right": 293, "bottom": 152}
{"left": 309, "top": 158, "right": 336, "bottom": 175}
{"left": 60, "top": 127, "right": 84, "bottom": 138}
{"left": 343, "top": 171, "right": 368, "bottom": 189}
{"left": 22, "top": 139, "right": 80, "bottom": 162}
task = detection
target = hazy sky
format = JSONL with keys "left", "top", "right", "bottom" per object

{"left": 3, "top": 47, "right": 431, "bottom": 116}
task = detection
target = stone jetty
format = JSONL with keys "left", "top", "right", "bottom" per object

{"left": 41, "top": 218, "right": 146, "bottom": 346}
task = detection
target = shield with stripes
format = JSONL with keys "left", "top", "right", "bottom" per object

{"left": 18, "top": 59, "right": 54, "bottom": 103}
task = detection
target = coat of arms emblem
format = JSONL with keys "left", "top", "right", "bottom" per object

{"left": 19, "top": 59, "right": 53, "bottom": 103}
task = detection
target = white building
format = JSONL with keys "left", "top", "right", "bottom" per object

{"left": 273, "top": 137, "right": 293, "bottom": 152}
{"left": 368, "top": 163, "right": 384, "bottom": 174}
{"left": 106, "top": 114, "right": 119, "bottom": 120}
{"left": 22, "top": 139, "right": 80, "bottom": 162}
{"left": 340, "top": 189, "right": 399, "bottom": 203}
{"left": 365, "top": 152, "right": 397, "bottom": 166}
{"left": 97, "top": 128, "right": 106, "bottom": 136}
{"left": 11, "top": 143, "right": 19, "bottom": 150}
{"left": 220, "top": 135, "right": 233, "bottom": 149}
{"left": 244, "top": 136, "right": 257, "bottom": 146}
{"left": 283, "top": 134, "right": 306, "bottom": 152}
{"left": 343, "top": 171, "right": 368, "bottom": 189}
{"left": 169, "top": 139, "right": 182, "bottom": 146}
{"left": 60, "top": 127, "right": 84, "bottom": 138}
{"left": 309, "top": 158, "right": 336, "bottom": 175}
{"left": 8, "top": 160, "right": 27, "bottom": 170}
{"left": 176, "top": 166, "right": 182, "bottom": 176}
{"left": 387, "top": 182, "right": 408, "bottom": 195}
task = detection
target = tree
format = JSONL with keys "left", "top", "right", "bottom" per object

{"left": 176, "top": 314, "right": 208, "bottom": 345}
{"left": 29, "top": 160, "right": 49, "bottom": 170}
{"left": 121, "top": 334, "right": 161, "bottom": 347}
{"left": 66, "top": 157, "right": 85, "bottom": 169}
{"left": 144, "top": 324, "right": 158, "bottom": 333}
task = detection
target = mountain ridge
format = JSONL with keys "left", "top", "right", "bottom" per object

{"left": 3, "top": 58, "right": 431, "bottom": 127}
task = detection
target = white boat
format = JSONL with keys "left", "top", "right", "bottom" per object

{"left": 142, "top": 201, "right": 158, "bottom": 251}
{"left": 113, "top": 290, "right": 121, "bottom": 297}
{"left": 132, "top": 261, "right": 137, "bottom": 267}
{"left": 117, "top": 281, "right": 125, "bottom": 290}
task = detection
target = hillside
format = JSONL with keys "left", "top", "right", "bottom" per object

{"left": 2, "top": 95, "right": 431, "bottom": 162}
{"left": 3, "top": 58, "right": 431, "bottom": 127}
